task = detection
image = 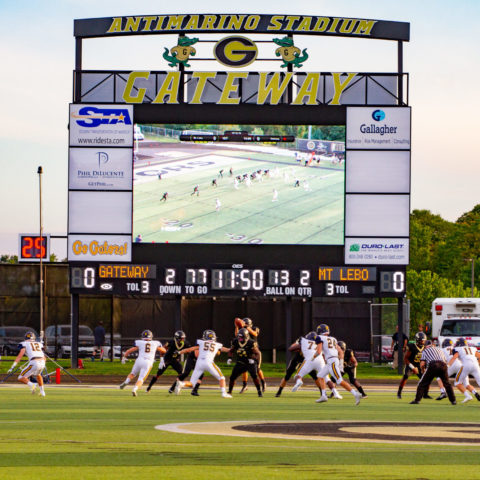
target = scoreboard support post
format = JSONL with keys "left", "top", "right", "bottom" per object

{"left": 285, "top": 297, "right": 292, "bottom": 365}
{"left": 71, "top": 293, "right": 79, "bottom": 369}
{"left": 397, "top": 297, "right": 404, "bottom": 375}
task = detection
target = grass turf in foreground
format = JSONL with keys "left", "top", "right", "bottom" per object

{"left": 1, "top": 387, "right": 480, "bottom": 479}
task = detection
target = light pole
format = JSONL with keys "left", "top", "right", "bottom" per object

{"left": 38, "top": 166, "right": 44, "bottom": 341}
{"left": 465, "top": 258, "right": 475, "bottom": 297}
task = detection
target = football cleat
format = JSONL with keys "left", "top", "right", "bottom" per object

{"left": 25, "top": 331, "right": 36, "bottom": 341}
{"left": 239, "top": 385, "right": 248, "bottom": 394}
{"left": 315, "top": 396, "right": 328, "bottom": 403}
{"left": 436, "top": 392, "right": 447, "bottom": 401}
{"left": 119, "top": 382, "right": 127, "bottom": 390}
{"left": 202, "top": 329, "right": 216, "bottom": 341}
{"left": 475, "top": 392, "right": 480, "bottom": 401}
{"left": 191, "top": 390, "right": 200, "bottom": 396}
{"left": 410, "top": 400, "right": 420, "bottom": 404}
{"left": 442, "top": 338, "right": 453, "bottom": 348}
{"left": 423, "top": 394, "right": 433, "bottom": 399}
{"left": 258, "top": 391, "right": 263, "bottom": 397}
{"left": 222, "top": 393, "right": 232, "bottom": 398}
{"left": 141, "top": 330, "right": 153, "bottom": 340}
{"left": 292, "top": 380, "right": 303, "bottom": 392}
{"left": 354, "top": 391, "right": 361, "bottom": 405}
{"left": 397, "top": 393, "right": 402, "bottom": 399}
{"left": 462, "top": 395, "right": 472, "bottom": 404}
{"left": 415, "top": 332, "right": 427, "bottom": 346}
{"left": 132, "top": 390, "right": 137, "bottom": 397}
{"left": 174, "top": 381, "right": 184, "bottom": 395}
{"left": 39, "top": 391, "right": 45, "bottom": 397}
{"left": 333, "top": 392, "right": 343, "bottom": 400}
{"left": 31, "top": 385, "right": 37, "bottom": 394}
{"left": 316, "top": 324, "right": 330, "bottom": 336}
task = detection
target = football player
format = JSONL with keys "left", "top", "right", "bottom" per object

{"left": 146, "top": 330, "right": 189, "bottom": 393}
{"left": 119, "top": 330, "right": 166, "bottom": 396}
{"left": 275, "top": 339, "right": 308, "bottom": 397}
{"left": 8, "top": 331, "right": 46, "bottom": 397}
{"left": 338, "top": 341, "right": 367, "bottom": 398}
{"left": 396, "top": 331, "right": 430, "bottom": 399}
{"left": 291, "top": 331, "right": 342, "bottom": 399}
{"left": 435, "top": 338, "right": 463, "bottom": 400}
{"left": 313, "top": 324, "right": 362, "bottom": 405}
{"left": 227, "top": 328, "right": 263, "bottom": 397}
{"left": 177, "top": 330, "right": 232, "bottom": 398}
{"left": 234, "top": 317, "right": 266, "bottom": 393}
{"left": 448, "top": 338, "right": 480, "bottom": 403}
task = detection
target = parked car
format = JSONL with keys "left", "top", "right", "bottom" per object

{"left": 0, "top": 326, "right": 39, "bottom": 356}
{"left": 44, "top": 324, "right": 95, "bottom": 358}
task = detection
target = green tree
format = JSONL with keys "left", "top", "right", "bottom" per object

{"left": 0, "top": 254, "right": 18, "bottom": 263}
{"left": 407, "top": 270, "right": 479, "bottom": 330}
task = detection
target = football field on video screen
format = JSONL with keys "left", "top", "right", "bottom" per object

{"left": 133, "top": 143, "right": 344, "bottom": 245}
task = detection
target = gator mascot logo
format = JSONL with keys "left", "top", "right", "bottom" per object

{"left": 163, "top": 36, "right": 199, "bottom": 68}
{"left": 273, "top": 37, "right": 309, "bottom": 68}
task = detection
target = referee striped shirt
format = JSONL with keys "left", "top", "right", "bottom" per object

{"left": 420, "top": 345, "right": 446, "bottom": 366}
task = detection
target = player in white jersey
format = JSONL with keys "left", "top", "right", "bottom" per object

{"left": 291, "top": 332, "right": 342, "bottom": 399}
{"left": 8, "top": 331, "right": 46, "bottom": 396}
{"left": 176, "top": 329, "right": 232, "bottom": 398}
{"left": 448, "top": 338, "right": 480, "bottom": 403}
{"left": 119, "top": 330, "right": 166, "bottom": 396}
{"left": 312, "top": 324, "right": 362, "bottom": 405}
{"left": 436, "top": 338, "right": 464, "bottom": 400}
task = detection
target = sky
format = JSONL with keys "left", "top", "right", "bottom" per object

{"left": 0, "top": 0, "right": 479, "bottom": 258}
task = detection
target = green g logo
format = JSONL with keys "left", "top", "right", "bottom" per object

{"left": 214, "top": 36, "right": 258, "bottom": 68}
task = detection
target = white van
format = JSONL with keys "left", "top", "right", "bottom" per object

{"left": 134, "top": 125, "right": 144, "bottom": 141}
{"left": 430, "top": 298, "right": 480, "bottom": 348}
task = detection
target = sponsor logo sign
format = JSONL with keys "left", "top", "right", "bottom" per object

{"left": 68, "top": 235, "right": 131, "bottom": 262}
{"left": 346, "top": 107, "right": 410, "bottom": 149}
{"left": 69, "top": 104, "right": 133, "bottom": 147}
{"left": 69, "top": 148, "right": 133, "bottom": 190}
{"left": 213, "top": 36, "right": 258, "bottom": 67}
{"left": 345, "top": 238, "right": 409, "bottom": 265}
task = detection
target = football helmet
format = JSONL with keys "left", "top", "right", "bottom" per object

{"left": 316, "top": 324, "right": 330, "bottom": 336}
{"left": 237, "top": 328, "right": 250, "bottom": 342}
{"left": 442, "top": 338, "right": 453, "bottom": 348}
{"left": 338, "top": 341, "right": 346, "bottom": 352}
{"left": 24, "top": 331, "right": 36, "bottom": 341}
{"left": 455, "top": 337, "right": 467, "bottom": 347}
{"left": 305, "top": 331, "right": 317, "bottom": 341}
{"left": 141, "top": 330, "right": 153, "bottom": 340}
{"left": 415, "top": 332, "right": 426, "bottom": 346}
{"left": 203, "top": 329, "right": 216, "bottom": 341}
{"left": 174, "top": 330, "right": 186, "bottom": 341}
{"left": 242, "top": 317, "right": 253, "bottom": 328}
{"left": 425, "top": 340, "right": 432, "bottom": 347}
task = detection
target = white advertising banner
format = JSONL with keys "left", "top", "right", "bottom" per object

{"left": 68, "top": 191, "right": 132, "bottom": 234}
{"left": 346, "top": 150, "right": 410, "bottom": 193}
{"left": 346, "top": 107, "right": 411, "bottom": 149}
{"left": 69, "top": 148, "right": 132, "bottom": 190}
{"left": 345, "top": 238, "right": 409, "bottom": 265}
{"left": 345, "top": 194, "right": 410, "bottom": 237}
{"left": 68, "top": 234, "right": 131, "bottom": 262}
{"left": 69, "top": 104, "right": 133, "bottom": 147}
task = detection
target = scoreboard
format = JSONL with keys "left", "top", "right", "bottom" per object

{"left": 69, "top": 263, "right": 406, "bottom": 297}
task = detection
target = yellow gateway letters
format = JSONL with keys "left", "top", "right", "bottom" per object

{"left": 122, "top": 71, "right": 357, "bottom": 105}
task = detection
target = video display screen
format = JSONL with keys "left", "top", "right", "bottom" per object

{"left": 133, "top": 124, "right": 345, "bottom": 245}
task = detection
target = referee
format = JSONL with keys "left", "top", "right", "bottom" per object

{"left": 410, "top": 343, "right": 456, "bottom": 405}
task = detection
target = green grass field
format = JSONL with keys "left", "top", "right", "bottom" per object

{"left": 133, "top": 143, "right": 344, "bottom": 245}
{"left": 2, "top": 381, "right": 480, "bottom": 479}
